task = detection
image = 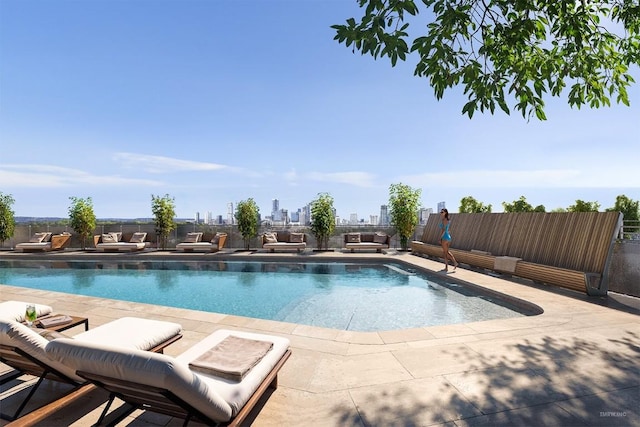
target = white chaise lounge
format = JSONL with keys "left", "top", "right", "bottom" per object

{"left": 0, "top": 301, "right": 53, "bottom": 322}
{"left": 46, "top": 329, "right": 291, "bottom": 426}
{"left": 0, "top": 317, "right": 182, "bottom": 420}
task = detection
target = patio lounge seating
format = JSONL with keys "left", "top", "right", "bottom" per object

{"left": 15, "top": 232, "right": 71, "bottom": 252}
{"left": 176, "top": 232, "right": 227, "bottom": 252}
{"left": 94, "top": 231, "right": 147, "bottom": 252}
{"left": 0, "top": 317, "right": 182, "bottom": 420}
{"left": 46, "top": 329, "right": 291, "bottom": 426}
{"left": 0, "top": 301, "right": 53, "bottom": 322}
{"left": 343, "top": 232, "right": 390, "bottom": 253}
{"left": 262, "top": 231, "right": 306, "bottom": 252}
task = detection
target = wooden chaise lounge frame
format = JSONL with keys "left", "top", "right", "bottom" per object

{"left": 410, "top": 212, "right": 623, "bottom": 296}
{"left": 77, "top": 348, "right": 292, "bottom": 427}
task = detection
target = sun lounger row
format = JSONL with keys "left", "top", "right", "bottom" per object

{"left": 0, "top": 309, "right": 291, "bottom": 425}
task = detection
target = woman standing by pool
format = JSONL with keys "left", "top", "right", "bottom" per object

{"left": 439, "top": 209, "right": 458, "bottom": 272}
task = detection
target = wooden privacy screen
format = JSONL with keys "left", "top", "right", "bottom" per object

{"left": 418, "top": 212, "right": 622, "bottom": 294}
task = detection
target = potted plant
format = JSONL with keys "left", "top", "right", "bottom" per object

{"left": 310, "top": 192, "right": 336, "bottom": 251}
{"left": 388, "top": 183, "right": 421, "bottom": 251}
{"left": 151, "top": 194, "right": 177, "bottom": 250}
{"left": 68, "top": 196, "right": 97, "bottom": 250}
{"left": 235, "top": 198, "right": 260, "bottom": 251}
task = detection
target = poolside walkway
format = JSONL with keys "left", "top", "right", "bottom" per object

{"left": 1, "top": 250, "right": 638, "bottom": 426}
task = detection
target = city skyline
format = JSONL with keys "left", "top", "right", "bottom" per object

{"left": 2, "top": 1, "right": 638, "bottom": 219}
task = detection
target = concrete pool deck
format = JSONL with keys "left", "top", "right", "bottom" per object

{"left": 1, "top": 250, "right": 638, "bottom": 426}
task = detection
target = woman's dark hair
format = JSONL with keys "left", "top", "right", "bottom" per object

{"left": 441, "top": 208, "right": 450, "bottom": 220}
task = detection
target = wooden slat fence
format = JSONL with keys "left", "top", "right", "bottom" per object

{"left": 414, "top": 212, "right": 622, "bottom": 295}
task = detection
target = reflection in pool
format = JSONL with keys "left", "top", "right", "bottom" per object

{"left": 0, "top": 260, "right": 536, "bottom": 331}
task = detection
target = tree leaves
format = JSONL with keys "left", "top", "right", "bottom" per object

{"left": 333, "top": 0, "right": 640, "bottom": 120}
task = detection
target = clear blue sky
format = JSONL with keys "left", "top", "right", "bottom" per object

{"left": 1, "top": 0, "right": 638, "bottom": 220}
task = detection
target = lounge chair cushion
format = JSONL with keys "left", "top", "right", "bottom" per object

{"left": 347, "top": 233, "right": 361, "bottom": 243}
{"left": 46, "top": 329, "right": 290, "bottom": 423}
{"left": 1, "top": 317, "right": 182, "bottom": 382}
{"left": 263, "top": 232, "right": 278, "bottom": 243}
{"left": 184, "top": 232, "right": 202, "bottom": 243}
{"left": 373, "top": 232, "right": 388, "bottom": 244}
{"left": 0, "top": 300, "right": 53, "bottom": 322}
{"left": 47, "top": 339, "right": 234, "bottom": 421}
{"left": 289, "top": 232, "right": 304, "bottom": 243}
{"left": 29, "top": 232, "right": 52, "bottom": 243}
{"left": 211, "top": 233, "right": 224, "bottom": 244}
{"left": 101, "top": 233, "right": 118, "bottom": 243}
{"left": 129, "top": 232, "right": 147, "bottom": 243}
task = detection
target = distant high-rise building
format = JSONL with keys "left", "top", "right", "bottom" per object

{"left": 216, "top": 215, "right": 223, "bottom": 225}
{"left": 227, "top": 202, "right": 234, "bottom": 225}
{"left": 437, "top": 201, "right": 446, "bottom": 213}
{"left": 349, "top": 213, "right": 358, "bottom": 224}
{"left": 379, "top": 205, "right": 389, "bottom": 226}
{"left": 271, "top": 199, "right": 280, "bottom": 220}
{"left": 195, "top": 212, "right": 200, "bottom": 224}
{"left": 290, "top": 211, "right": 300, "bottom": 223}
{"left": 419, "top": 208, "right": 433, "bottom": 224}
{"left": 206, "top": 211, "right": 213, "bottom": 225}
{"left": 369, "top": 215, "right": 378, "bottom": 225}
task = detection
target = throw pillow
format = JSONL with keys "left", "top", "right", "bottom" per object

{"left": 373, "top": 232, "right": 388, "bottom": 244}
{"left": 347, "top": 233, "right": 361, "bottom": 243}
{"left": 184, "top": 232, "right": 202, "bottom": 243}
{"left": 129, "top": 232, "right": 147, "bottom": 243}
{"left": 29, "top": 232, "right": 49, "bottom": 243}
{"left": 101, "top": 233, "right": 118, "bottom": 243}
{"left": 263, "top": 232, "right": 278, "bottom": 244}
{"left": 289, "top": 232, "right": 304, "bottom": 243}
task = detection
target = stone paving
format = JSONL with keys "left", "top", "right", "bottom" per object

{"left": 0, "top": 250, "right": 638, "bottom": 426}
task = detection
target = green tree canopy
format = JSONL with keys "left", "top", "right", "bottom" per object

{"left": 0, "top": 192, "right": 16, "bottom": 245}
{"left": 388, "top": 182, "right": 421, "bottom": 250}
{"left": 235, "top": 198, "right": 260, "bottom": 250}
{"left": 333, "top": 0, "right": 640, "bottom": 120}
{"left": 68, "top": 196, "right": 96, "bottom": 250}
{"left": 151, "top": 194, "right": 177, "bottom": 250}
{"left": 606, "top": 194, "right": 639, "bottom": 222}
{"left": 459, "top": 196, "right": 492, "bottom": 213}
{"left": 502, "top": 195, "right": 545, "bottom": 212}
{"left": 310, "top": 193, "right": 336, "bottom": 250}
{"left": 568, "top": 199, "right": 601, "bottom": 212}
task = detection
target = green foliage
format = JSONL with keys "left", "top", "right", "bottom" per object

{"left": 568, "top": 199, "right": 600, "bottom": 212}
{"left": 68, "top": 196, "right": 96, "bottom": 250}
{"left": 459, "top": 196, "right": 492, "bottom": 213}
{"left": 606, "top": 194, "right": 639, "bottom": 222}
{"left": 502, "top": 196, "right": 545, "bottom": 212}
{"left": 388, "top": 183, "right": 421, "bottom": 250}
{"left": 235, "top": 198, "right": 260, "bottom": 250}
{"left": 0, "top": 192, "right": 16, "bottom": 245}
{"left": 151, "top": 194, "right": 177, "bottom": 250}
{"left": 333, "top": 0, "right": 640, "bottom": 120}
{"left": 309, "top": 193, "right": 336, "bottom": 250}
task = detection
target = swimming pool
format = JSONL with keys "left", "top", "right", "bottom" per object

{"left": 0, "top": 260, "right": 534, "bottom": 331}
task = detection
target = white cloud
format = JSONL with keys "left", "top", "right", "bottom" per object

{"left": 113, "top": 152, "right": 238, "bottom": 174}
{"left": 0, "top": 164, "right": 162, "bottom": 188}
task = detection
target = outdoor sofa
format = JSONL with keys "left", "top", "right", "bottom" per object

{"left": 15, "top": 232, "right": 71, "bottom": 253}
{"left": 343, "top": 232, "right": 390, "bottom": 252}
{"left": 94, "top": 231, "right": 148, "bottom": 252}
{"left": 261, "top": 231, "right": 307, "bottom": 252}
{"left": 176, "top": 232, "right": 227, "bottom": 252}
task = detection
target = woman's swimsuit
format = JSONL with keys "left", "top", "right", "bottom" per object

{"left": 439, "top": 222, "right": 451, "bottom": 241}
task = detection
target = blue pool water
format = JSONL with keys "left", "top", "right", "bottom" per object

{"left": 0, "top": 260, "right": 530, "bottom": 331}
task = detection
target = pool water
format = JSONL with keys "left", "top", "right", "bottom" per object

{"left": 0, "top": 260, "right": 530, "bottom": 331}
